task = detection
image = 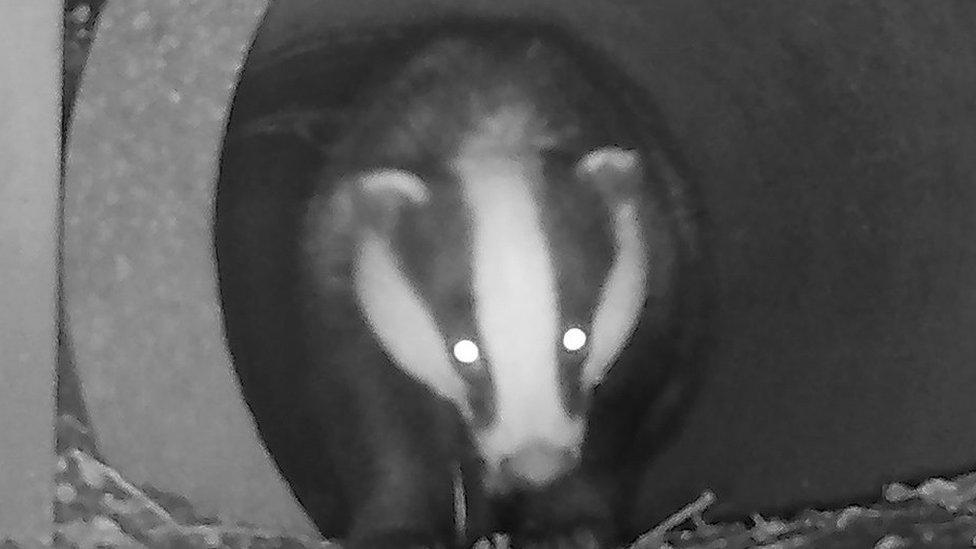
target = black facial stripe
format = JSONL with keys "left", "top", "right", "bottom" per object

{"left": 539, "top": 156, "right": 616, "bottom": 416}
{"left": 540, "top": 158, "right": 616, "bottom": 323}
{"left": 392, "top": 179, "right": 496, "bottom": 425}
{"left": 558, "top": 356, "right": 587, "bottom": 418}
{"left": 462, "top": 358, "right": 495, "bottom": 429}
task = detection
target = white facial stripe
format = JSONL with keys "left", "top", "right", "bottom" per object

{"left": 582, "top": 201, "right": 651, "bottom": 387}
{"left": 454, "top": 141, "right": 583, "bottom": 469}
{"left": 353, "top": 230, "right": 469, "bottom": 414}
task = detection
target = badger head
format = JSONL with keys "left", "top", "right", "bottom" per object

{"left": 313, "top": 121, "right": 676, "bottom": 496}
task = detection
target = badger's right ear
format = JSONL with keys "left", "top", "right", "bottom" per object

{"left": 335, "top": 169, "right": 431, "bottom": 236}
{"left": 574, "top": 147, "right": 642, "bottom": 205}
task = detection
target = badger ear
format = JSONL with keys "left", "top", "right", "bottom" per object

{"left": 576, "top": 148, "right": 652, "bottom": 388}
{"left": 340, "top": 168, "right": 431, "bottom": 235}
{"left": 574, "top": 147, "right": 643, "bottom": 204}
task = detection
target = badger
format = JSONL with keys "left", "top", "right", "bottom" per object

{"left": 219, "top": 19, "right": 708, "bottom": 549}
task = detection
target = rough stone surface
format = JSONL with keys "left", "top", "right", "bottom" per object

{"left": 62, "top": 0, "right": 316, "bottom": 535}
{"left": 0, "top": 2, "right": 59, "bottom": 545}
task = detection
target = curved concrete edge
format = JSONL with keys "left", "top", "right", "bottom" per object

{"left": 63, "top": 0, "right": 316, "bottom": 535}
{"left": 0, "top": 2, "right": 59, "bottom": 544}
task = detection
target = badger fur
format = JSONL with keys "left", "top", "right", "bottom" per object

{"left": 217, "top": 18, "right": 709, "bottom": 549}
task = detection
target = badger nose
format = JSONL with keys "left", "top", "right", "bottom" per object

{"left": 499, "top": 440, "right": 578, "bottom": 490}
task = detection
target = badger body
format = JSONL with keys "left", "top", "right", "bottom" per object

{"left": 221, "top": 21, "right": 707, "bottom": 549}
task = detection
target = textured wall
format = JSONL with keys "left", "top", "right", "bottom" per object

{"left": 0, "top": 1, "right": 59, "bottom": 544}
{"left": 62, "top": 0, "right": 316, "bottom": 534}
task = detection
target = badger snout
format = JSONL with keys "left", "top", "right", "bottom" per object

{"left": 495, "top": 439, "right": 579, "bottom": 492}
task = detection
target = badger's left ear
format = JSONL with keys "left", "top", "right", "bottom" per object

{"left": 303, "top": 168, "right": 431, "bottom": 291}
{"left": 574, "top": 147, "right": 643, "bottom": 204}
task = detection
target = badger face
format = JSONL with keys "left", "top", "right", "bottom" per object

{"left": 331, "top": 109, "right": 669, "bottom": 496}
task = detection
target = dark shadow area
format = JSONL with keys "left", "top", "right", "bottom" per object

{"left": 58, "top": 0, "right": 107, "bottom": 455}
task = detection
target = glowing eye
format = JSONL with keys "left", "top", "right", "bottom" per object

{"left": 562, "top": 328, "right": 587, "bottom": 352}
{"left": 453, "top": 339, "right": 480, "bottom": 363}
